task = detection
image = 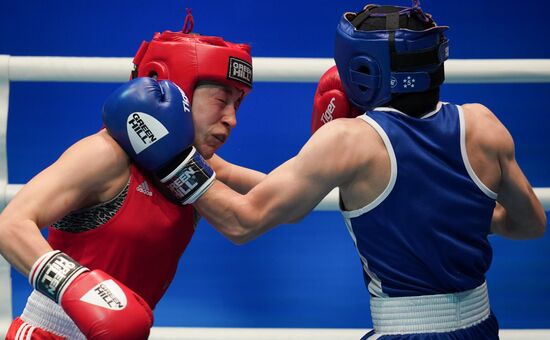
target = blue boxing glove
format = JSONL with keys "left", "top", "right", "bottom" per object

{"left": 102, "top": 77, "right": 215, "bottom": 204}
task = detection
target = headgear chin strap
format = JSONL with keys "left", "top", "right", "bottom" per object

{"left": 334, "top": 3, "right": 449, "bottom": 111}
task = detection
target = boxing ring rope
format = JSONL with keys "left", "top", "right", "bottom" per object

{"left": 1, "top": 56, "right": 550, "bottom": 210}
{"left": 5, "top": 56, "right": 550, "bottom": 83}
{"left": 0, "top": 55, "right": 549, "bottom": 339}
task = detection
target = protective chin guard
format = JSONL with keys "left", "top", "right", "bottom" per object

{"left": 132, "top": 32, "right": 253, "bottom": 103}
{"left": 334, "top": 4, "right": 449, "bottom": 111}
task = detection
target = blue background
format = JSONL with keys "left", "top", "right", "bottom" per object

{"left": 1, "top": 0, "right": 549, "bottom": 330}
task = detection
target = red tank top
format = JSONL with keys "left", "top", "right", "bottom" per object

{"left": 48, "top": 165, "right": 196, "bottom": 309}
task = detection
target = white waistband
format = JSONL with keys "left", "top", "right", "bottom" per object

{"left": 370, "top": 282, "right": 491, "bottom": 334}
{"left": 20, "top": 290, "right": 86, "bottom": 340}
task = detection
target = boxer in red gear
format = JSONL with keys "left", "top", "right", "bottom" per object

{"left": 5, "top": 318, "right": 64, "bottom": 340}
{"left": 0, "top": 11, "right": 264, "bottom": 339}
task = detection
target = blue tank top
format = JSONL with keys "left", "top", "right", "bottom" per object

{"left": 342, "top": 102, "right": 497, "bottom": 298}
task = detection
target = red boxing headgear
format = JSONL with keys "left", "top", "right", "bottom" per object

{"left": 132, "top": 31, "right": 253, "bottom": 104}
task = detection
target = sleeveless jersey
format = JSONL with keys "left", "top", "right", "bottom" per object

{"left": 342, "top": 102, "right": 497, "bottom": 298}
{"left": 48, "top": 165, "right": 196, "bottom": 309}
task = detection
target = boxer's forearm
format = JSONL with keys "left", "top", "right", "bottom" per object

{"left": 195, "top": 180, "right": 266, "bottom": 244}
{"left": 209, "top": 154, "right": 267, "bottom": 194}
{"left": 195, "top": 161, "right": 333, "bottom": 244}
{"left": 0, "top": 218, "right": 52, "bottom": 276}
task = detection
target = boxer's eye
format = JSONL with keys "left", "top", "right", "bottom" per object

{"left": 234, "top": 98, "right": 242, "bottom": 110}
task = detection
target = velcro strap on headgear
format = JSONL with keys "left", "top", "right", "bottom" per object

{"left": 392, "top": 38, "right": 448, "bottom": 71}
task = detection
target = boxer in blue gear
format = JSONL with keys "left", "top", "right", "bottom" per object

{"left": 190, "top": 1, "right": 547, "bottom": 339}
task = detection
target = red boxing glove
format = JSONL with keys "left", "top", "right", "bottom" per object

{"left": 311, "top": 65, "right": 362, "bottom": 134}
{"left": 29, "top": 251, "right": 153, "bottom": 340}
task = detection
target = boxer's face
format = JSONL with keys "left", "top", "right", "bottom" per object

{"left": 191, "top": 83, "right": 243, "bottom": 159}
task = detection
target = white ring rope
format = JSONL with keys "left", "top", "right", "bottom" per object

{"left": 0, "top": 54, "right": 549, "bottom": 339}
{"left": 4, "top": 56, "right": 550, "bottom": 83}
{"left": 2, "top": 185, "right": 550, "bottom": 211}
{"left": 2, "top": 55, "right": 550, "bottom": 210}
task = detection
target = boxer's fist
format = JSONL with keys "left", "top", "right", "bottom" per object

{"left": 102, "top": 77, "right": 215, "bottom": 204}
{"left": 102, "top": 77, "right": 194, "bottom": 173}
{"left": 311, "top": 65, "right": 362, "bottom": 134}
{"left": 30, "top": 251, "right": 153, "bottom": 340}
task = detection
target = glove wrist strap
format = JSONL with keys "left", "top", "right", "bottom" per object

{"left": 159, "top": 146, "right": 216, "bottom": 205}
{"left": 29, "top": 250, "right": 89, "bottom": 303}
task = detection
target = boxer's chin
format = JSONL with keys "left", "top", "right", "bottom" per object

{"left": 196, "top": 144, "right": 216, "bottom": 160}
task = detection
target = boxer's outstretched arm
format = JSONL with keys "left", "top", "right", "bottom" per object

{"left": 209, "top": 154, "right": 266, "bottom": 194}
{"left": 195, "top": 118, "right": 366, "bottom": 244}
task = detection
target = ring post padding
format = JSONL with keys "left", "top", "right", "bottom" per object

{"left": 0, "top": 54, "right": 13, "bottom": 336}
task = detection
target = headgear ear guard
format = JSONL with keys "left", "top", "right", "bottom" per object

{"left": 334, "top": 3, "right": 449, "bottom": 111}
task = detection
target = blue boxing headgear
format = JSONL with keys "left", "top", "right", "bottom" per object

{"left": 334, "top": 3, "right": 449, "bottom": 111}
